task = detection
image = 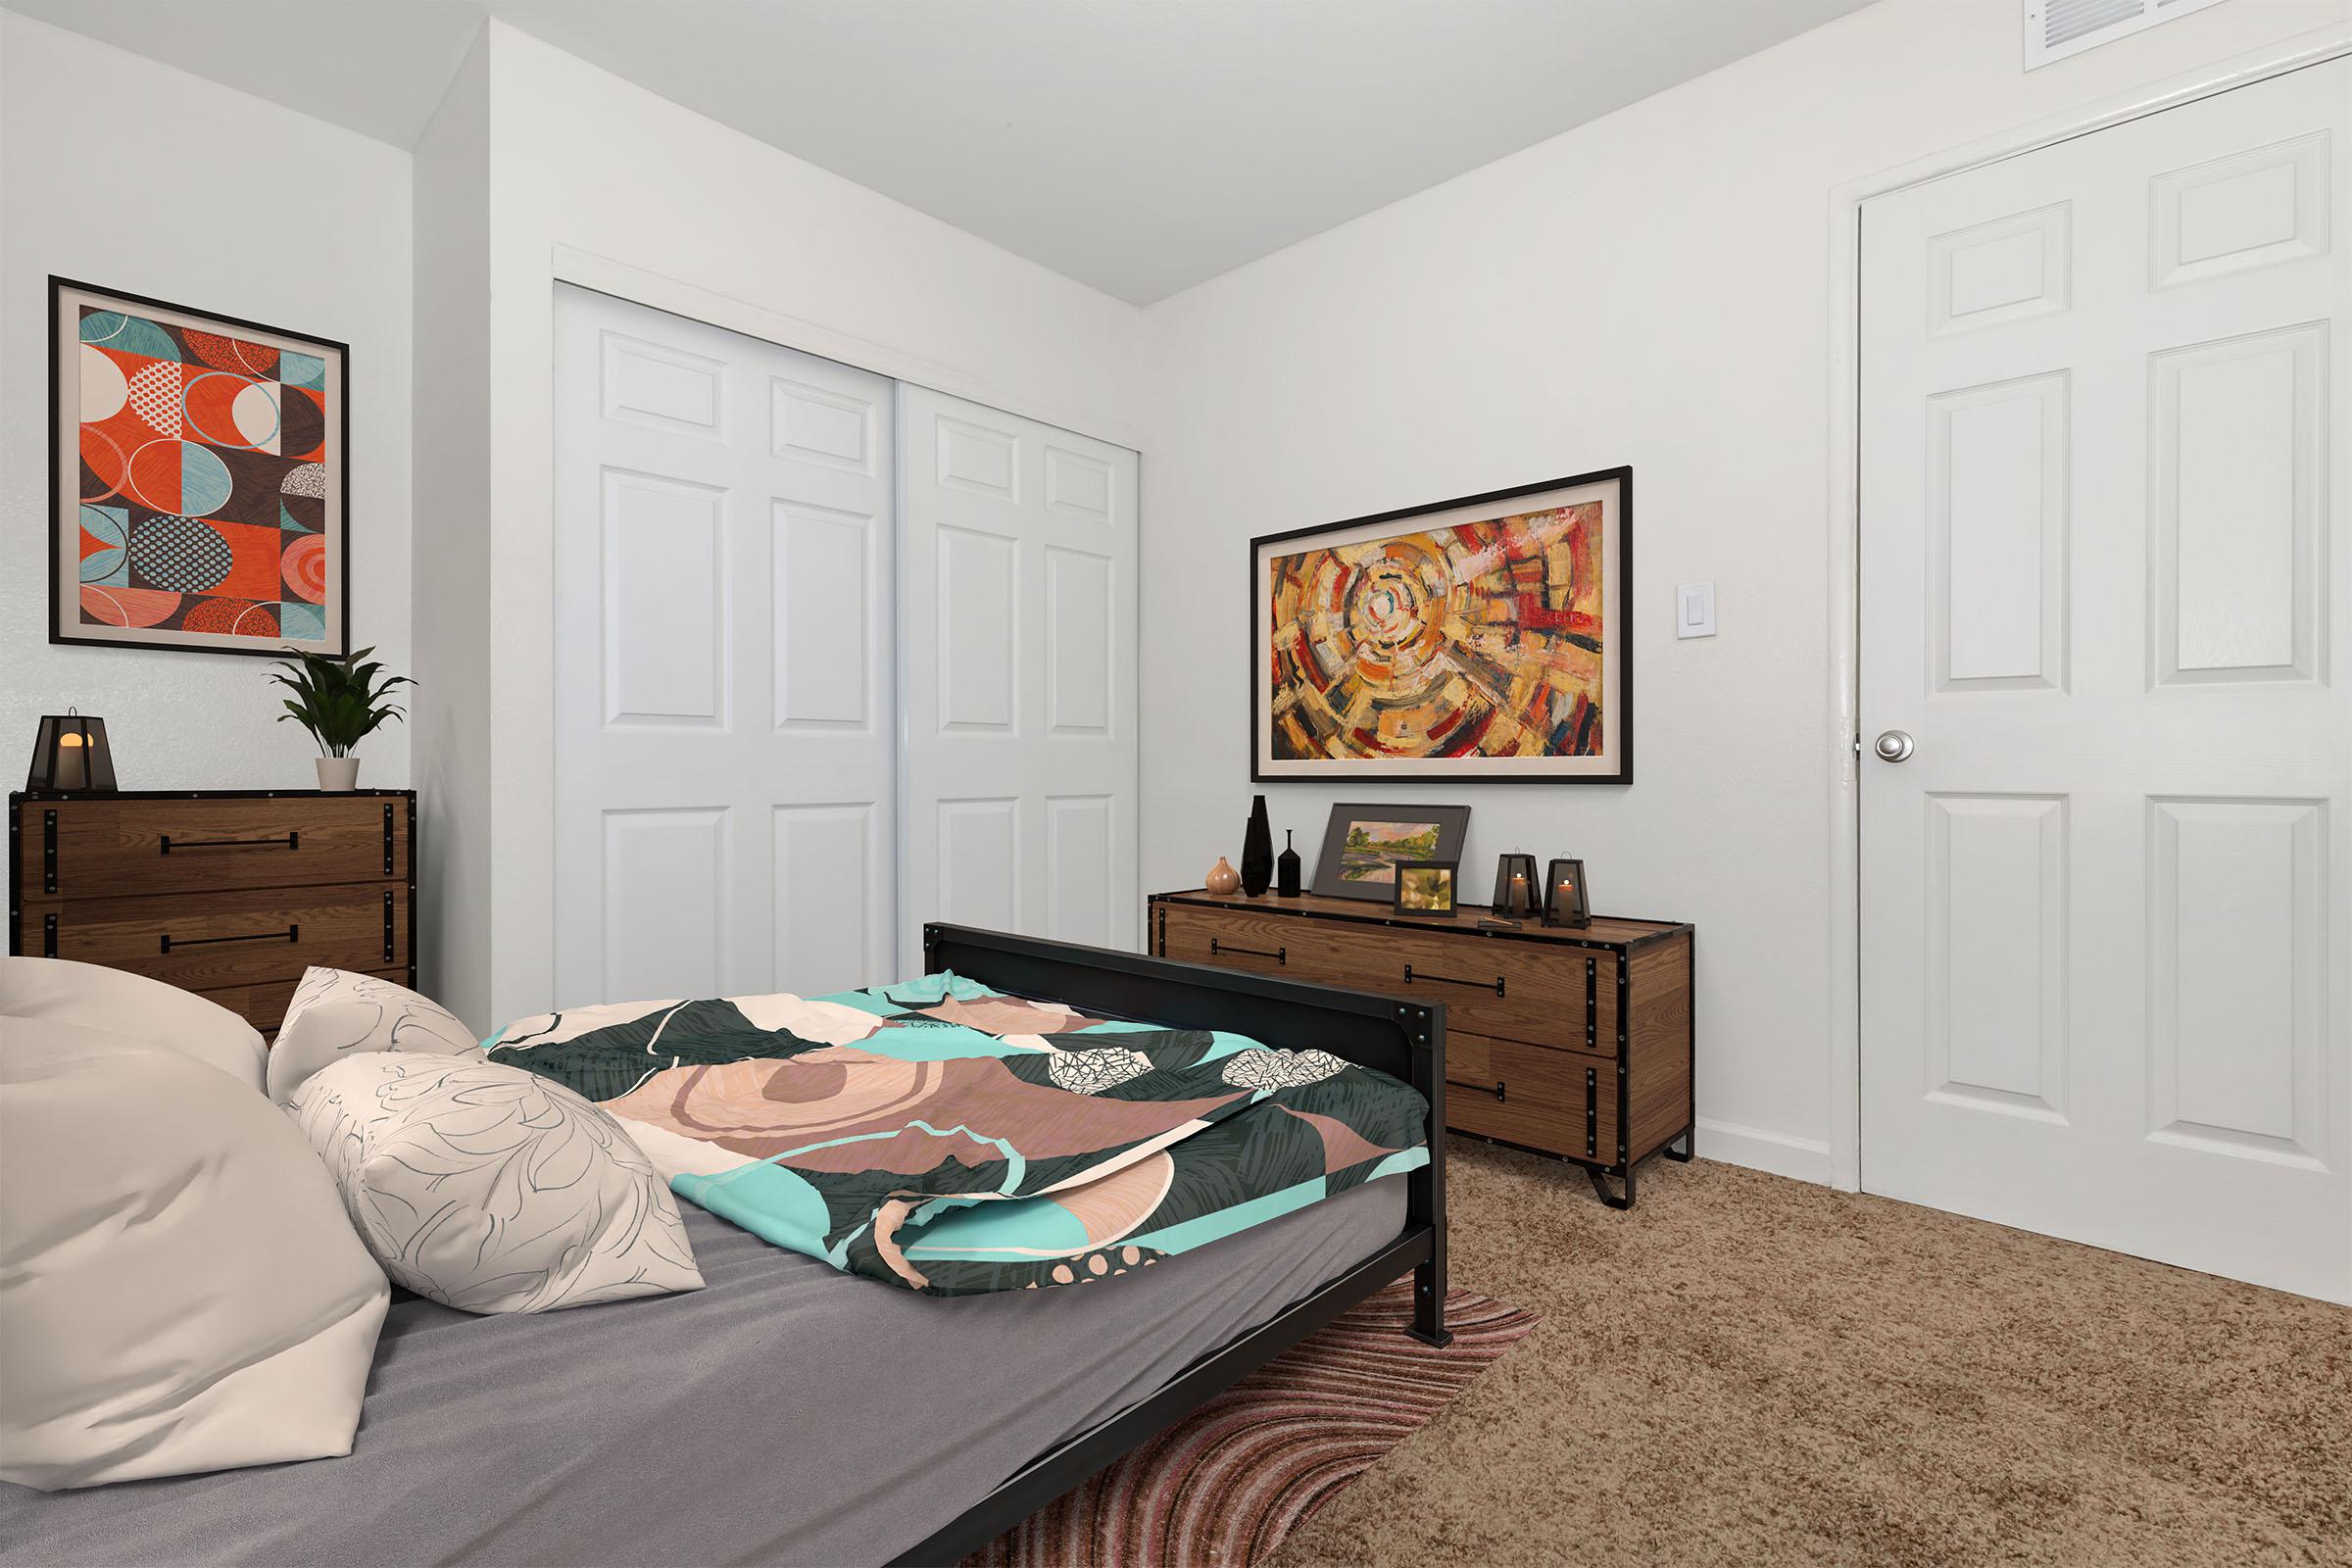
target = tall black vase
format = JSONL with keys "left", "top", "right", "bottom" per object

{"left": 1240, "top": 794, "right": 1274, "bottom": 896}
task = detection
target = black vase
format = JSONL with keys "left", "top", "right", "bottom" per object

{"left": 1276, "top": 829, "right": 1302, "bottom": 897}
{"left": 1240, "top": 795, "right": 1274, "bottom": 896}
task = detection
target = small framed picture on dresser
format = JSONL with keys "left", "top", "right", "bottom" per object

{"left": 1392, "top": 859, "right": 1459, "bottom": 917}
{"left": 1309, "top": 803, "right": 1471, "bottom": 903}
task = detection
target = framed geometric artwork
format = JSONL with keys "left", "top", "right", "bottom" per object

{"left": 50, "top": 276, "right": 348, "bottom": 657}
{"left": 1250, "top": 466, "right": 1631, "bottom": 783}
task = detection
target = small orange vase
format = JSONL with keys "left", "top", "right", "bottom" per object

{"left": 1204, "top": 856, "right": 1241, "bottom": 895}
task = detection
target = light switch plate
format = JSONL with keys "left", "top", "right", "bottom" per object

{"left": 1676, "top": 581, "right": 1717, "bottom": 639}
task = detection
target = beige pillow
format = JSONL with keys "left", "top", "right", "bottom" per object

{"left": 267, "top": 966, "right": 482, "bottom": 1106}
{"left": 0, "top": 1017, "right": 388, "bottom": 1491}
{"left": 294, "top": 1054, "right": 704, "bottom": 1314}
{"left": 0, "top": 956, "right": 266, "bottom": 1093}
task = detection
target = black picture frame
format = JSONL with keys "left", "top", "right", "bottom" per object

{"left": 1392, "top": 858, "right": 1459, "bottom": 917}
{"left": 49, "top": 275, "right": 352, "bottom": 659}
{"left": 1309, "top": 802, "right": 1472, "bottom": 903}
{"left": 1544, "top": 858, "right": 1592, "bottom": 929}
{"left": 1250, "top": 466, "right": 1633, "bottom": 784}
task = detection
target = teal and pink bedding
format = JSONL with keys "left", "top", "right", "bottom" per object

{"left": 486, "top": 972, "right": 1429, "bottom": 1297}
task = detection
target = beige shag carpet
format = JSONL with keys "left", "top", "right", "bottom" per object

{"left": 1273, "top": 1140, "right": 2352, "bottom": 1568}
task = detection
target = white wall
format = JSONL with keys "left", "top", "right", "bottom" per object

{"left": 1138, "top": 0, "right": 2352, "bottom": 1182}
{"left": 410, "top": 31, "right": 491, "bottom": 1016}
{"left": 23, "top": 0, "right": 2331, "bottom": 1166}
{"left": 420, "top": 23, "right": 1149, "bottom": 1028}
{"left": 0, "top": 14, "right": 414, "bottom": 790}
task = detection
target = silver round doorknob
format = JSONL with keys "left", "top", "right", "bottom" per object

{"left": 1874, "top": 730, "right": 1915, "bottom": 762}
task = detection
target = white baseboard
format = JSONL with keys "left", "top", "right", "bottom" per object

{"left": 1692, "top": 1117, "right": 1838, "bottom": 1187}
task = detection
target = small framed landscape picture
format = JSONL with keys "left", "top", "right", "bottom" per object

{"left": 1392, "top": 859, "right": 1459, "bottom": 917}
{"left": 1310, "top": 803, "right": 1471, "bottom": 902}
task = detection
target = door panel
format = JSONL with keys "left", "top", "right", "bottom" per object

{"left": 1859, "top": 60, "right": 2350, "bottom": 1301}
{"left": 2150, "top": 323, "right": 2327, "bottom": 684}
{"left": 554, "top": 288, "right": 897, "bottom": 1006}
{"left": 898, "top": 387, "right": 1139, "bottom": 960}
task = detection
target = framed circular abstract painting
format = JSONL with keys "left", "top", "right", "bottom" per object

{"left": 1251, "top": 466, "right": 1631, "bottom": 783}
{"left": 49, "top": 276, "right": 348, "bottom": 658}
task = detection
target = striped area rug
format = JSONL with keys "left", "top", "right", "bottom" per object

{"left": 966, "top": 1284, "right": 1538, "bottom": 1568}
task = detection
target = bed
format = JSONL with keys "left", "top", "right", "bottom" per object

{"left": 0, "top": 923, "right": 1450, "bottom": 1567}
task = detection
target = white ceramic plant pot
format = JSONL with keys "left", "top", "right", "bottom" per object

{"left": 316, "top": 756, "right": 362, "bottom": 792}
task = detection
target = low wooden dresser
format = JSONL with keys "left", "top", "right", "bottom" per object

{"left": 1152, "top": 888, "right": 1692, "bottom": 1206}
{"left": 9, "top": 789, "right": 416, "bottom": 1036}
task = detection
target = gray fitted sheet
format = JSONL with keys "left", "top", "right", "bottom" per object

{"left": 0, "top": 1177, "right": 1406, "bottom": 1568}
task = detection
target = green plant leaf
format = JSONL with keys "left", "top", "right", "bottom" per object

{"left": 263, "top": 645, "right": 412, "bottom": 756}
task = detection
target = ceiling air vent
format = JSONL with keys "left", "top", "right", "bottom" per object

{"left": 2025, "top": 0, "right": 2230, "bottom": 69}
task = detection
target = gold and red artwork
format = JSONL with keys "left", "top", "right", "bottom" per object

{"left": 1252, "top": 469, "right": 1631, "bottom": 782}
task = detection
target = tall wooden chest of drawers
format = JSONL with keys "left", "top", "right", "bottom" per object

{"left": 1152, "top": 888, "right": 1693, "bottom": 1206}
{"left": 9, "top": 789, "right": 416, "bottom": 1036}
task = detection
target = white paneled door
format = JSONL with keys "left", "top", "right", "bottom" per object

{"left": 898, "top": 386, "right": 1140, "bottom": 963}
{"left": 1860, "top": 60, "right": 2351, "bottom": 1301}
{"left": 553, "top": 288, "right": 898, "bottom": 1005}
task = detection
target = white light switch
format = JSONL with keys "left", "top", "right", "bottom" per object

{"left": 1676, "top": 581, "right": 1717, "bottom": 639}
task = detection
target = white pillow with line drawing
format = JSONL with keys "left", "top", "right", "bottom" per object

{"left": 290, "top": 1052, "right": 705, "bottom": 1315}
{"left": 266, "top": 965, "right": 483, "bottom": 1106}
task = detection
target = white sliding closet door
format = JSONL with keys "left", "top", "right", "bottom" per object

{"left": 897, "top": 387, "right": 1140, "bottom": 962}
{"left": 553, "top": 287, "right": 897, "bottom": 1005}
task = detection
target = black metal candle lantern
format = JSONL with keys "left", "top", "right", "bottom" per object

{"left": 1544, "top": 858, "right": 1591, "bottom": 929}
{"left": 25, "top": 709, "right": 119, "bottom": 793}
{"left": 1491, "top": 853, "right": 1540, "bottom": 918}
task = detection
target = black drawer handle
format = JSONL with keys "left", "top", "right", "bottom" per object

{"left": 161, "top": 923, "right": 298, "bottom": 954}
{"left": 1209, "top": 938, "right": 1286, "bottom": 965}
{"left": 1446, "top": 1076, "right": 1505, "bottom": 1102}
{"left": 161, "top": 832, "right": 299, "bottom": 855}
{"left": 1403, "top": 963, "right": 1505, "bottom": 997}
{"left": 1586, "top": 1065, "right": 1598, "bottom": 1157}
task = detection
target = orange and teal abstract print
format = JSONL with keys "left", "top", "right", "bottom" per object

{"left": 487, "top": 973, "right": 1430, "bottom": 1297}
{"left": 71, "top": 297, "right": 335, "bottom": 649}
{"left": 1267, "top": 502, "right": 1604, "bottom": 761}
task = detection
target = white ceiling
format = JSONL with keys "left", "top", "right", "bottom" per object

{"left": 7, "top": 0, "right": 1871, "bottom": 303}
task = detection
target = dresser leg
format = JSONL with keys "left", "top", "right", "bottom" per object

{"left": 1664, "top": 1126, "right": 1694, "bottom": 1162}
{"left": 1586, "top": 1163, "right": 1636, "bottom": 1209}
{"left": 1406, "top": 1260, "right": 1453, "bottom": 1348}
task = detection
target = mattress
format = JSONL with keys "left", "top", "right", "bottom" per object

{"left": 0, "top": 1176, "right": 1406, "bottom": 1568}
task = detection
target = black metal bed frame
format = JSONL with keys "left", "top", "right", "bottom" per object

{"left": 886, "top": 922, "right": 1451, "bottom": 1568}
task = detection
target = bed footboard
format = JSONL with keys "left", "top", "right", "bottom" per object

{"left": 889, "top": 922, "right": 1452, "bottom": 1566}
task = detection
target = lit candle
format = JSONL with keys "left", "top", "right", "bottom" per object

{"left": 1509, "top": 871, "right": 1528, "bottom": 913}
{"left": 54, "top": 729, "right": 85, "bottom": 790}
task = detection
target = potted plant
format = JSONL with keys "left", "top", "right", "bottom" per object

{"left": 265, "top": 646, "right": 412, "bottom": 792}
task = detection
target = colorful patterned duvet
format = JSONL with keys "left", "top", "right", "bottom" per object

{"left": 486, "top": 973, "right": 1429, "bottom": 1297}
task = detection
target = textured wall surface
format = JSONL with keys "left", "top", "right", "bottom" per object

{"left": 0, "top": 15, "right": 414, "bottom": 793}
{"left": 1137, "top": 0, "right": 2352, "bottom": 1179}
